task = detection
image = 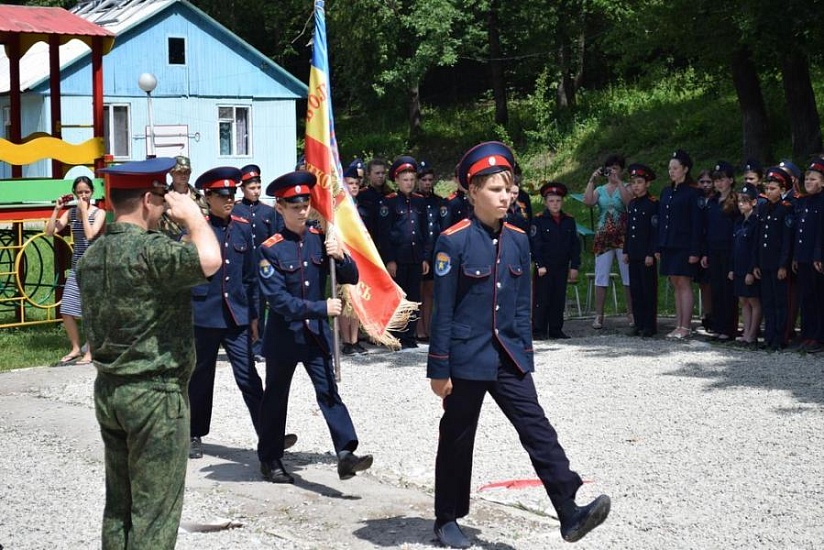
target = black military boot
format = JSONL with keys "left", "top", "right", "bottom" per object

{"left": 558, "top": 494, "right": 611, "bottom": 542}
{"left": 337, "top": 451, "right": 373, "bottom": 480}
{"left": 189, "top": 436, "right": 203, "bottom": 459}
{"left": 261, "top": 459, "right": 294, "bottom": 484}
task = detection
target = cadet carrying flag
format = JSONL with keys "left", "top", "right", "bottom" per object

{"left": 303, "top": 0, "right": 415, "bottom": 349}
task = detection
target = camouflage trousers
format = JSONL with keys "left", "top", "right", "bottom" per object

{"left": 94, "top": 375, "right": 190, "bottom": 550}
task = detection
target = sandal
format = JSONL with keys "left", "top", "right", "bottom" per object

{"left": 592, "top": 315, "right": 604, "bottom": 329}
{"left": 57, "top": 352, "right": 82, "bottom": 365}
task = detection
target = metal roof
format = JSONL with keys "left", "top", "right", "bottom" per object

{"left": 0, "top": 0, "right": 306, "bottom": 97}
{"left": 0, "top": 5, "right": 115, "bottom": 57}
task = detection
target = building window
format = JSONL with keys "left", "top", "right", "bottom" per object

{"left": 103, "top": 104, "right": 131, "bottom": 159}
{"left": 2, "top": 106, "right": 10, "bottom": 139}
{"left": 218, "top": 106, "right": 250, "bottom": 156}
{"left": 168, "top": 37, "right": 186, "bottom": 65}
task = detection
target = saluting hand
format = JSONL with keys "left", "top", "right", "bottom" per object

{"left": 326, "top": 298, "right": 343, "bottom": 317}
{"left": 165, "top": 191, "right": 202, "bottom": 227}
{"left": 430, "top": 378, "right": 453, "bottom": 398}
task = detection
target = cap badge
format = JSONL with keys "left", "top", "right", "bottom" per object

{"left": 295, "top": 185, "right": 302, "bottom": 194}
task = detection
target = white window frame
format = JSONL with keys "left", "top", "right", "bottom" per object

{"left": 103, "top": 104, "right": 131, "bottom": 159}
{"left": 217, "top": 105, "right": 251, "bottom": 157}
{"left": 167, "top": 36, "right": 187, "bottom": 66}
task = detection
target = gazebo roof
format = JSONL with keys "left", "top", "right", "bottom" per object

{"left": 0, "top": 5, "right": 115, "bottom": 57}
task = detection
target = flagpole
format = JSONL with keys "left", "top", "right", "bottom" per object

{"left": 328, "top": 226, "right": 341, "bottom": 381}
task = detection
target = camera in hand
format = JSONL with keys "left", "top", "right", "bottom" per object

{"left": 599, "top": 166, "right": 612, "bottom": 177}
{"left": 60, "top": 194, "right": 75, "bottom": 204}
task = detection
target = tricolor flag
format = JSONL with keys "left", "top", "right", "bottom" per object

{"left": 303, "top": 0, "right": 415, "bottom": 349}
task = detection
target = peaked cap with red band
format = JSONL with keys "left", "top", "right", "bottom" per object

{"left": 627, "top": 163, "right": 656, "bottom": 182}
{"left": 764, "top": 166, "right": 792, "bottom": 187}
{"left": 389, "top": 155, "right": 418, "bottom": 181}
{"left": 457, "top": 141, "right": 515, "bottom": 189}
{"left": 266, "top": 171, "right": 317, "bottom": 203}
{"left": 539, "top": 181, "right": 568, "bottom": 198}
{"left": 195, "top": 167, "right": 241, "bottom": 196}
{"left": 807, "top": 157, "right": 824, "bottom": 176}
{"left": 98, "top": 157, "right": 176, "bottom": 190}
{"left": 240, "top": 164, "right": 262, "bottom": 184}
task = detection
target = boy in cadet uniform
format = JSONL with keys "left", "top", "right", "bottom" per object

{"left": 358, "top": 157, "right": 390, "bottom": 241}
{"left": 417, "top": 159, "right": 445, "bottom": 342}
{"left": 754, "top": 166, "right": 795, "bottom": 351}
{"left": 256, "top": 171, "right": 372, "bottom": 483}
{"left": 233, "top": 164, "right": 284, "bottom": 361}
{"left": 158, "top": 155, "right": 209, "bottom": 240}
{"left": 791, "top": 158, "right": 824, "bottom": 353}
{"left": 428, "top": 141, "right": 610, "bottom": 549}
{"left": 778, "top": 159, "right": 802, "bottom": 344}
{"left": 622, "top": 164, "right": 659, "bottom": 337}
{"left": 444, "top": 174, "right": 473, "bottom": 227}
{"left": 529, "top": 182, "right": 580, "bottom": 340}
{"left": 378, "top": 156, "right": 432, "bottom": 349}
{"left": 187, "top": 167, "right": 271, "bottom": 459}
{"left": 76, "top": 158, "right": 222, "bottom": 548}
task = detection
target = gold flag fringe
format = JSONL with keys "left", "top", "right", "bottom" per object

{"left": 338, "top": 285, "right": 419, "bottom": 351}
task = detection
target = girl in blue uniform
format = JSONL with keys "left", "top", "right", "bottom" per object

{"left": 657, "top": 150, "right": 702, "bottom": 339}
{"left": 729, "top": 186, "right": 761, "bottom": 347}
{"left": 701, "top": 162, "right": 739, "bottom": 340}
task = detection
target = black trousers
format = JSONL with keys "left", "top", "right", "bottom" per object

{"left": 708, "top": 250, "right": 736, "bottom": 337}
{"left": 435, "top": 364, "right": 582, "bottom": 521}
{"left": 796, "top": 262, "right": 824, "bottom": 342}
{"left": 257, "top": 342, "right": 358, "bottom": 461}
{"left": 533, "top": 266, "right": 568, "bottom": 336}
{"left": 190, "top": 325, "right": 263, "bottom": 438}
{"left": 393, "top": 262, "right": 422, "bottom": 345}
{"left": 760, "top": 269, "right": 789, "bottom": 347}
{"left": 628, "top": 258, "right": 658, "bottom": 334}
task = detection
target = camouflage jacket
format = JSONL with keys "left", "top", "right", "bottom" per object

{"left": 158, "top": 185, "right": 209, "bottom": 240}
{"left": 76, "top": 222, "right": 207, "bottom": 382}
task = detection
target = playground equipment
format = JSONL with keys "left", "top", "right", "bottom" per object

{"left": 0, "top": 5, "right": 114, "bottom": 328}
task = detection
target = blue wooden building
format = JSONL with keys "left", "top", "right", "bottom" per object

{"left": 0, "top": 0, "right": 307, "bottom": 182}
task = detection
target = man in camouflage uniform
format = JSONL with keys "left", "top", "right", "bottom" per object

{"left": 158, "top": 155, "right": 210, "bottom": 240}
{"left": 76, "top": 157, "right": 221, "bottom": 549}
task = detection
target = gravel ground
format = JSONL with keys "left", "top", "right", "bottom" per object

{"left": 1, "top": 317, "right": 823, "bottom": 549}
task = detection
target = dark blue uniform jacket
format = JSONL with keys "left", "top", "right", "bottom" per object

{"left": 191, "top": 214, "right": 258, "bottom": 328}
{"left": 731, "top": 214, "right": 759, "bottom": 277}
{"left": 427, "top": 218, "right": 533, "bottom": 381}
{"left": 657, "top": 183, "right": 703, "bottom": 256}
{"left": 257, "top": 225, "right": 358, "bottom": 354}
{"left": 703, "top": 194, "right": 736, "bottom": 253}
{"left": 756, "top": 199, "right": 794, "bottom": 270}
{"left": 792, "top": 193, "right": 823, "bottom": 263}
{"left": 624, "top": 194, "right": 659, "bottom": 260}
{"left": 529, "top": 210, "right": 581, "bottom": 269}
{"left": 232, "top": 198, "right": 283, "bottom": 250}
{"left": 377, "top": 191, "right": 432, "bottom": 264}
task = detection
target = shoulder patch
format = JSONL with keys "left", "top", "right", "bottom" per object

{"left": 442, "top": 218, "right": 471, "bottom": 236}
{"left": 262, "top": 233, "right": 284, "bottom": 248}
{"left": 259, "top": 259, "right": 275, "bottom": 279}
{"left": 385, "top": 192, "right": 398, "bottom": 199}
{"left": 434, "top": 251, "right": 452, "bottom": 276}
{"left": 504, "top": 222, "right": 525, "bottom": 234}
{"left": 447, "top": 191, "right": 458, "bottom": 200}
{"left": 650, "top": 195, "right": 658, "bottom": 202}
{"left": 309, "top": 226, "right": 321, "bottom": 234}
{"left": 230, "top": 214, "right": 249, "bottom": 224}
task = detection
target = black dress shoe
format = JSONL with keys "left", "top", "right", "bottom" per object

{"left": 284, "top": 433, "right": 298, "bottom": 450}
{"left": 532, "top": 331, "right": 548, "bottom": 341}
{"left": 400, "top": 341, "right": 418, "bottom": 350}
{"left": 558, "top": 494, "right": 611, "bottom": 542}
{"left": 626, "top": 327, "right": 640, "bottom": 336}
{"left": 639, "top": 330, "right": 657, "bottom": 338}
{"left": 342, "top": 343, "right": 355, "bottom": 355}
{"left": 189, "top": 436, "right": 203, "bottom": 459}
{"left": 434, "top": 520, "right": 471, "bottom": 549}
{"left": 261, "top": 459, "right": 294, "bottom": 484}
{"left": 547, "top": 331, "right": 571, "bottom": 339}
{"left": 337, "top": 451, "right": 373, "bottom": 480}
{"left": 353, "top": 343, "right": 368, "bottom": 354}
